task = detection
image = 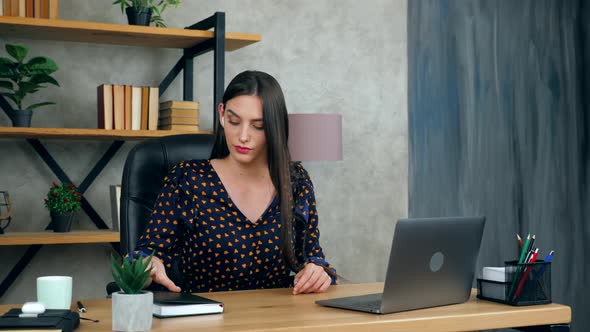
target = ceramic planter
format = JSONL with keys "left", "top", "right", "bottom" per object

{"left": 112, "top": 291, "right": 153, "bottom": 332}
{"left": 4, "top": 108, "right": 32, "bottom": 127}
{"left": 49, "top": 211, "right": 74, "bottom": 233}
{"left": 126, "top": 7, "right": 152, "bottom": 26}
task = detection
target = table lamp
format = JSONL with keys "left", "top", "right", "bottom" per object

{"left": 288, "top": 113, "right": 343, "bottom": 161}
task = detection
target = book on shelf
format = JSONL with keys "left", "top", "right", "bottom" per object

{"left": 18, "top": 0, "right": 24, "bottom": 17}
{"left": 25, "top": 0, "right": 32, "bottom": 17}
{"left": 2, "top": 0, "right": 12, "bottom": 16}
{"left": 159, "top": 108, "right": 199, "bottom": 118}
{"left": 97, "top": 84, "right": 113, "bottom": 130}
{"left": 109, "top": 184, "right": 121, "bottom": 232}
{"left": 17, "top": 0, "right": 57, "bottom": 18}
{"left": 158, "top": 124, "right": 200, "bottom": 131}
{"left": 141, "top": 86, "right": 149, "bottom": 130}
{"left": 40, "top": 0, "right": 48, "bottom": 18}
{"left": 131, "top": 86, "right": 142, "bottom": 130}
{"left": 33, "top": 0, "right": 39, "bottom": 17}
{"left": 159, "top": 116, "right": 199, "bottom": 126}
{"left": 159, "top": 100, "right": 200, "bottom": 110}
{"left": 124, "top": 85, "right": 132, "bottom": 130}
{"left": 112, "top": 85, "right": 125, "bottom": 130}
{"left": 96, "top": 84, "right": 159, "bottom": 131}
{"left": 44, "top": 0, "right": 57, "bottom": 18}
{"left": 148, "top": 87, "right": 159, "bottom": 130}
{"left": 152, "top": 291, "right": 224, "bottom": 318}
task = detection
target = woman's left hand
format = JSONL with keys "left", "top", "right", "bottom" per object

{"left": 293, "top": 263, "right": 332, "bottom": 295}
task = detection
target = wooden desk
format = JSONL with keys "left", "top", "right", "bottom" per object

{"left": 0, "top": 283, "right": 571, "bottom": 331}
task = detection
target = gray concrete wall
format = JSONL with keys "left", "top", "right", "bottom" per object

{"left": 0, "top": 0, "right": 407, "bottom": 303}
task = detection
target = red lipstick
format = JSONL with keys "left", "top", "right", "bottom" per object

{"left": 235, "top": 146, "right": 251, "bottom": 154}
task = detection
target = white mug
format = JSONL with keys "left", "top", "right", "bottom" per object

{"left": 36, "top": 276, "right": 72, "bottom": 310}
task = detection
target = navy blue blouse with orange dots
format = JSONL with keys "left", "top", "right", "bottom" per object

{"left": 131, "top": 159, "right": 336, "bottom": 293}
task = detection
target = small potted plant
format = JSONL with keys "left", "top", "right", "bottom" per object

{"left": 111, "top": 251, "right": 154, "bottom": 332}
{"left": 44, "top": 182, "right": 81, "bottom": 233}
{"left": 0, "top": 44, "right": 59, "bottom": 127}
{"left": 113, "top": 0, "right": 181, "bottom": 27}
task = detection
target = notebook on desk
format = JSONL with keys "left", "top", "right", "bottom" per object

{"left": 0, "top": 308, "right": 79, "bottom": 332}
{"left": 316, "top": 216, "right": 485, "bottom": 314}
{"left": 152, "top": 291, "right": 224, "bottom": 318}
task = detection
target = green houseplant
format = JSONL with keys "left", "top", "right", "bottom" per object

{"left": 111, "top": 251, "right": 155, "bottom": 331}
{"left": 113, "top": 0, "right": 181, "bottom": 27}
{"left": 44, "top": 182, "right": 81, "bottom": 233}
{"left": 0, "top": 44, "right": 59, "bottom": 127}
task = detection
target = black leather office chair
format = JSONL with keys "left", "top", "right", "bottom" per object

{"left": 107, "top": 133, "right": 215, "bottom": 295}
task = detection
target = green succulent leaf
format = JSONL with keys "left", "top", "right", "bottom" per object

{"left": 110, "top": 255, "right": 124, "bottom": 279}
{"left": 6, "top": 44, "right": 28, "bottom": 63}
{"left": 110, "top": 251, "right": 154, "bottom": 294}
{"left": 0, "top": 80, "right": 12, "bottom": 90}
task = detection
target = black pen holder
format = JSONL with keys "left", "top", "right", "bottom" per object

{"left": 477, "top": 260, "right": 551, "bottom": 306}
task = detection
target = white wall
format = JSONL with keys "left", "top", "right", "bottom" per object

{"left": 0, "top": 0, "right": 407, "bottom": 303}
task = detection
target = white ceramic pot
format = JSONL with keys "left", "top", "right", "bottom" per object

{"left": 112, "top": 291, "right": 153, "bottom": 331}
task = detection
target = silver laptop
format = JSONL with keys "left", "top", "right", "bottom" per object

{"left": 316, "top": 216, "right": 485, "bottom": 314}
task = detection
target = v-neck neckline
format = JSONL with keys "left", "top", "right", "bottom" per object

{"left": 208, "top": 160, "right": 278, "bottom": 224}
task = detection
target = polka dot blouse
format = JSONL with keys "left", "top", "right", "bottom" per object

{"left": 131, "top": 160, "right": 337, "bottom": 292}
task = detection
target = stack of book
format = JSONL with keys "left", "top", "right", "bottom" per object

{"left": 0, "top": 0, "right": 58, "bottom": 18}
{"left": 158, "top": 100, "right": 200, "bottom": 131}
{"left": 97, "top": 84, "right": 159, "bottom": 130}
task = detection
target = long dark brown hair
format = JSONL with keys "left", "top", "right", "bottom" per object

{"left": 210, "top": 70, "right": 303, "bottom": 273}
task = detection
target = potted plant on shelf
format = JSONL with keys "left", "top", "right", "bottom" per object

{"left": 0, "top": 44, "right": 60, "bottom": 127}
{"left": 113, "top": 0, "right": 181, "bottom": 27}
{"left": 44, "top": 182, "right": 81, "bottom": 233}
{"left": 111, "top": 251, "right": 155, "bottom": 332}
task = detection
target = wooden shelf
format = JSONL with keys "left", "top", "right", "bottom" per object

{"left": 0, "top": 127, "right": 213, "bottom": 140}
{"left": 0, "top": 230, "right": 120, "bottom": 245}
{"left": 0, "top": 16, "right": 261, "bottom": 50}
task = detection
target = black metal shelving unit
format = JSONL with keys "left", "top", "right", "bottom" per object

{"left": 0, "top": 12, "right": 227, "bottom": 298}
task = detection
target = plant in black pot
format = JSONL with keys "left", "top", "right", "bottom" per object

{"left": 113, "top": 0, "right": 181, "bottom": 27}
{"left": 0, "top": 44, "right": 59, "bottom": 127}
{"left": 44, "top": 182, "right": 81, "bottom": 233}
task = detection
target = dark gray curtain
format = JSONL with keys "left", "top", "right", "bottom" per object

{"left": 408, "top": 1, "right": 589, "bottom": 331}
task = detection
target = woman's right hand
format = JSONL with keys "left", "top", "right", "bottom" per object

{"left": 144, "top": 256, "right": 181, "bottom": 292}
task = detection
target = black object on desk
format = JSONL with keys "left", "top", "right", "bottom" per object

{"left": 0, "top": 308, "right": 80, "bottom": 332}
{"left": 477, "top": 260, "right": 552, "bottom": 306}
{"left": 152, "top": 291, "right": 224, "bottom": 318}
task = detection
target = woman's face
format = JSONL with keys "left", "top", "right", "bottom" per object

{"left": 218, "top": 95, "right": 267, "bottom": 165}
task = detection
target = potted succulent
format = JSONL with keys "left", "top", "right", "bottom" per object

{"left": 0, "top": 44, "right": 59, "bottom": 127}
{"left": 113, "top": 0, "right": 181, "bottom": 27}
{"left": 111, "top": 251, "right": 155, "bottom": 332}
{"left": 44, "top": 182, "right": 81, "bottom": 233}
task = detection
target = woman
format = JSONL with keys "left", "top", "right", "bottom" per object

{"left": 131, "top": 70, "right": 336, "bottom": 295}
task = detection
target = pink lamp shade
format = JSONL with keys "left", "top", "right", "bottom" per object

{"left": 288, "top": 113, "right": 343, "bottom": 161}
